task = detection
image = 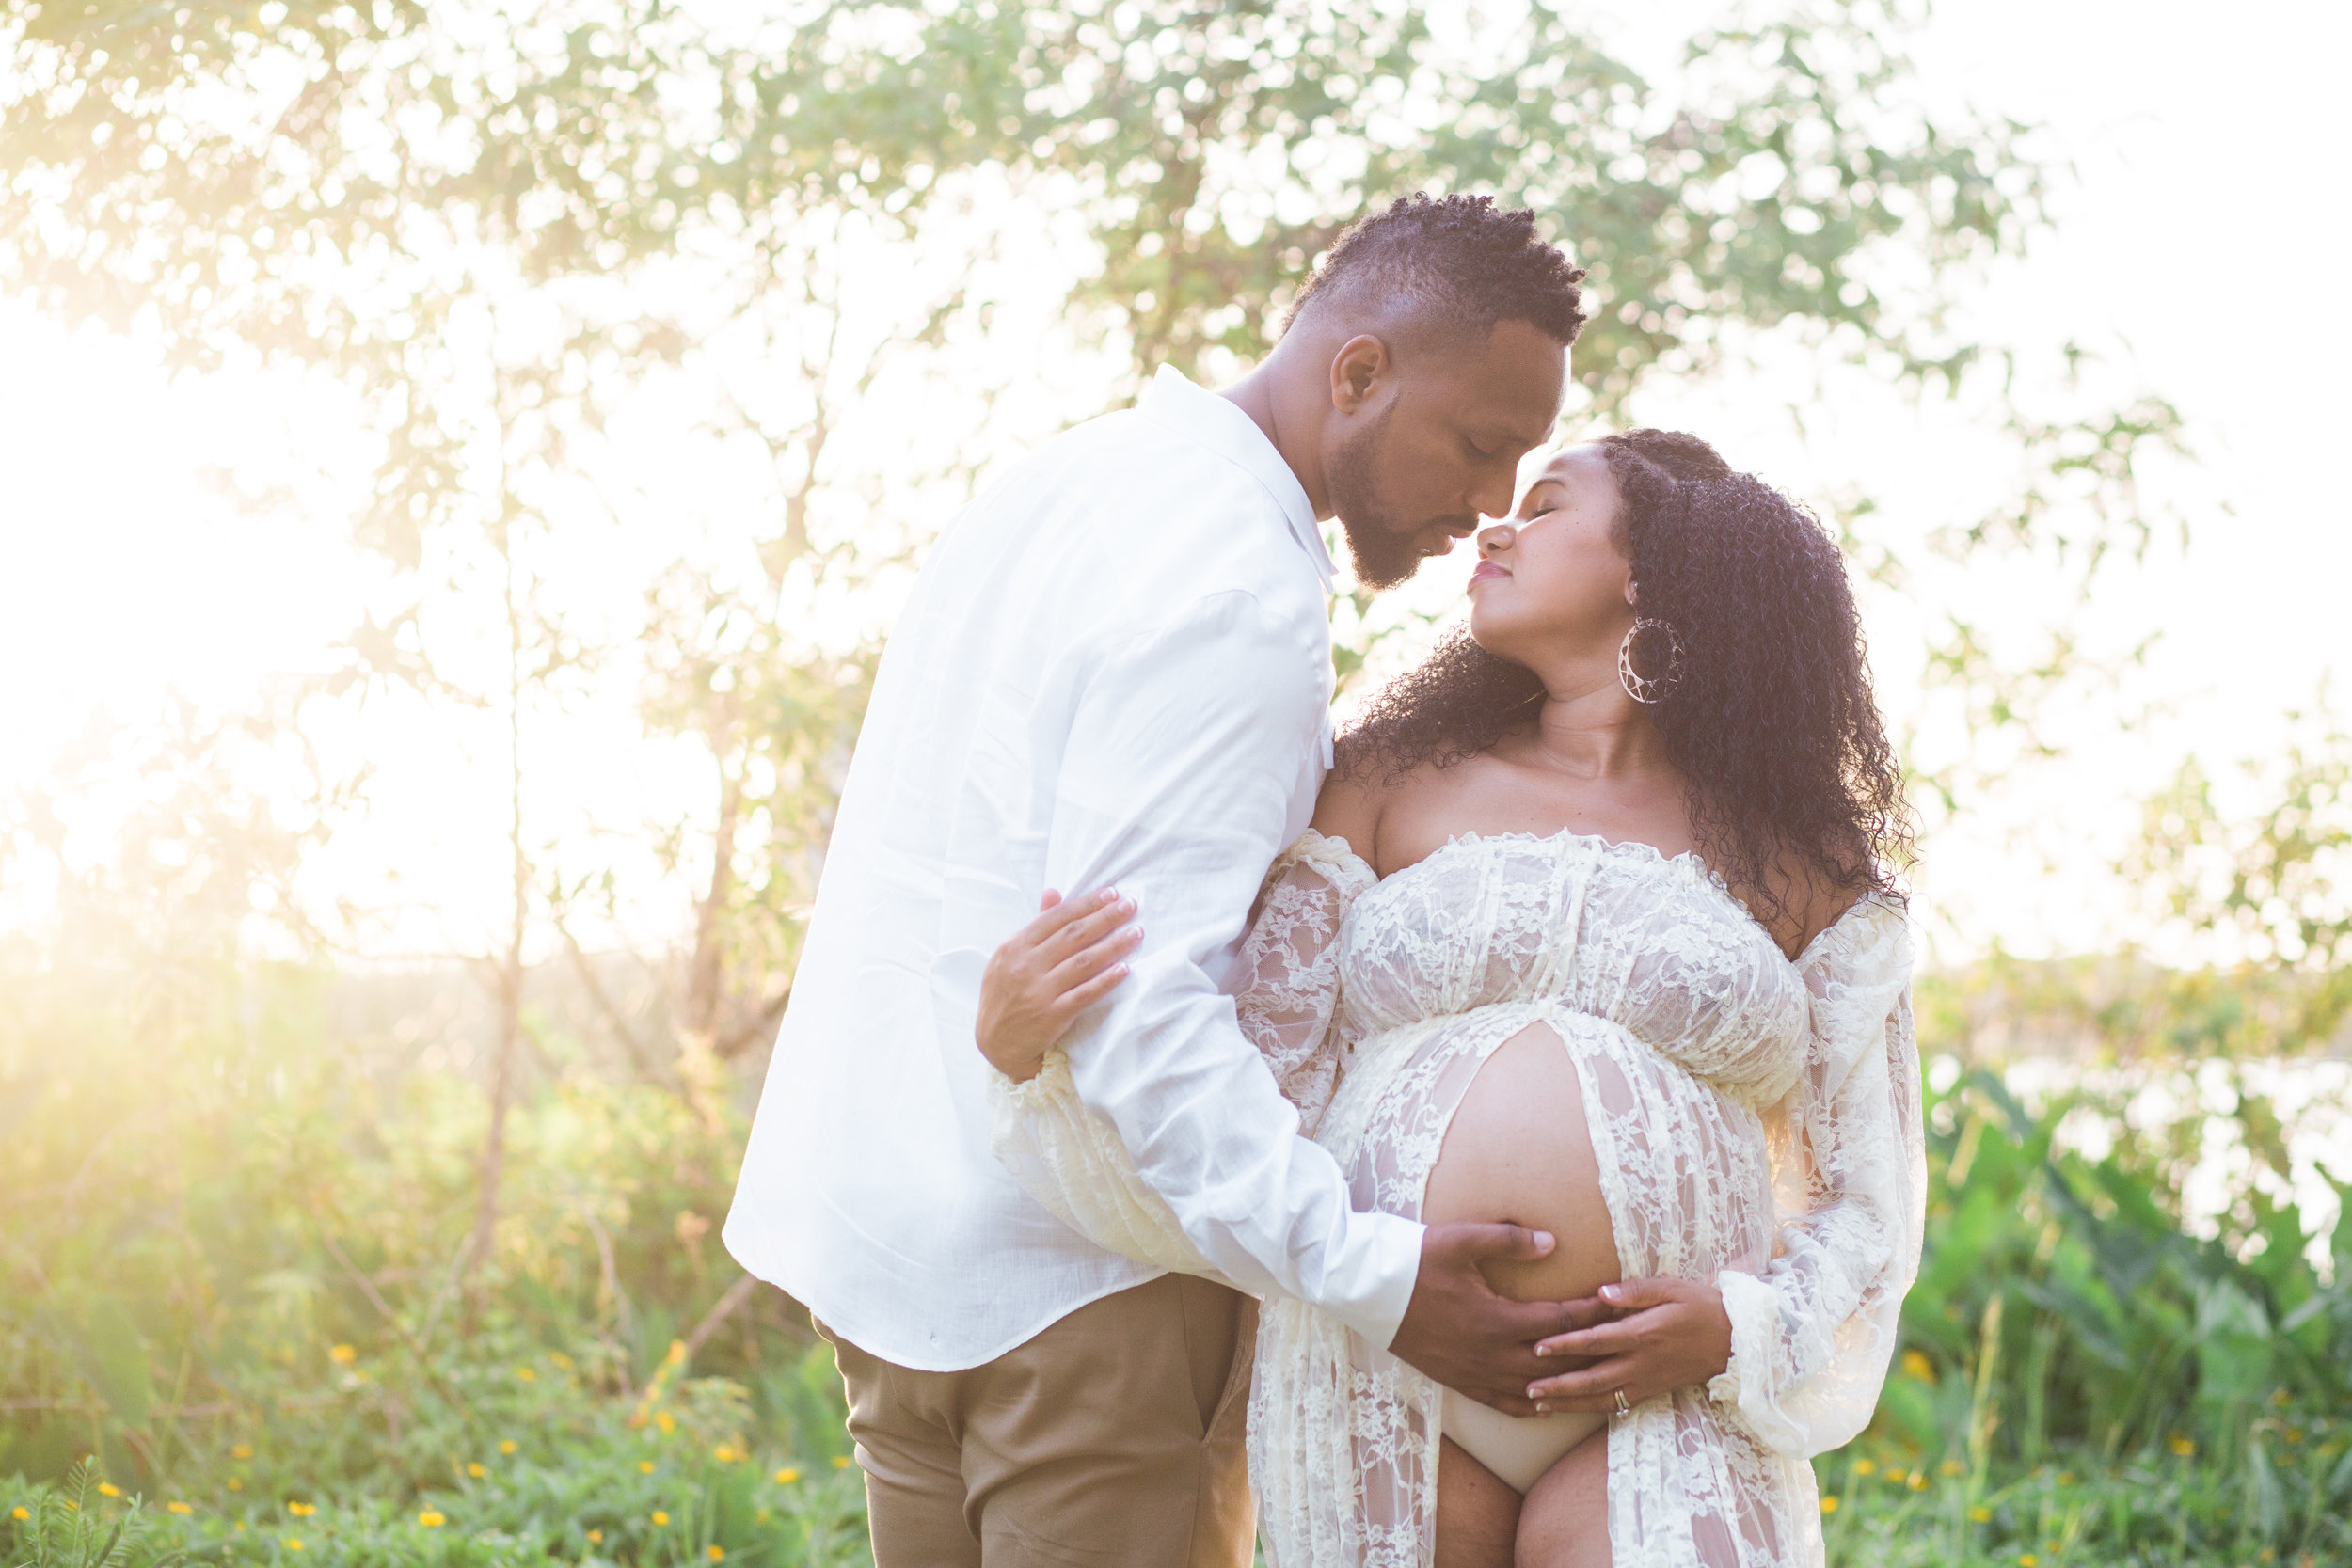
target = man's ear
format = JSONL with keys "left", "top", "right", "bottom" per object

{"left": 1328, "top": 333, "right": 1391, "bottom": 414}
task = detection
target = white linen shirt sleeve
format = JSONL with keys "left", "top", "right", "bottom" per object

{"left": 1042, "top": 588, "right": 1424, "bottom": 1349}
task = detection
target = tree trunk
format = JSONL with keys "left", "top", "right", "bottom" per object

{"left": 465, "top": 532, "right": 530, "bottom": 1324}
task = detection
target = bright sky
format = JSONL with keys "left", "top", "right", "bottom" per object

{"left": 1, "top": 0, "right": 2344, "bottom": 966}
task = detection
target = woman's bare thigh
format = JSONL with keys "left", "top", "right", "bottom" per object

{"left": 1421, "top": 1022, "right": 1620, "bottom": 1305}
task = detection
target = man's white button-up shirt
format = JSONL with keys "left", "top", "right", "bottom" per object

{"left": 723, "top": 366, "right": 1425, "bottom": 1370}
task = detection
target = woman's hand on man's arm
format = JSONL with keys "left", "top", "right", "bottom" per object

{"left": 975, "top": 887, "right": 1142, "bottom": 1082}
{"left": 1519, "top": 1277, "right": 1734, "bottom": 1414}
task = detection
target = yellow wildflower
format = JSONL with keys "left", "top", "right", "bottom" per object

{"left": 1906, "top": 1472, "right": 1928, "bottom": 1491}
{"left": 467, "top": 1463, "right": 486, "bottom": 1479}
{"left": 516, "top": 1368, "right": 536, "bottom": 1383}
{"left": 167, "top": 1502, "right": 193, "bottom": 1515}
{"left": 2058, "top": 1470, "right": 2075, "bottom": 1484}
{"left": 499, "top": 1440, "right": 518, "bottom": 1455}
{"left": 231, "top": 1445, "right": 254, "bottom": 1460}
{"left": 587, "top": 1529, "right": 604, "bottom": 1544}
{"left": 1971, "top": 1507, "right": 1993, "bottom": 1522}
{"left": 651, "top": 1511, "right": 671, "bottom": 1527}
{"left": 708, "top": 1547, "right": 726, "bottom": 1561}
{"left": 2169, "top": 1434, "right": 2196, "bottom": 1457}
{"left": 712, "top": 1445, "right": 739, "bottom": 1464}
{"left": 665, "top": 1341, "right": 688, "bottom": 1366}
{"left": 288, "top": 1502, "right": 316, "bottom": 1517}
{"left": 11, "top": 1507, "right": 27, "bottom": 1521}
{"left": 832, "top": 1455, "right": 851, "bottom": 1469}
{"left": 329, "top": 1345, "right": 357, "bottom": 1365}
{"left": 2286, "top": 1429, "right": 2304, "bottom": 1444}
{"left": 2273, "top": 1388, "right": 2292, "bottom": 1407}
{"left": 286, "top": 1540, "right": 305, "bottom": 1552}
{"left": 2020, "top": 1557, "right": 2037, "bottom": 1567}
{"left": 1901, "top": 1350, "right": 1934, "bottom": 1382}
{"left": 97, "top": 1483, "right": 122, "bottom": 1497}
{"left": 1941, "top": 1460, "right": 1964, "bottom": 1476}
{"left": 419, "top": 1511, "right": 446, "bottom": 1528}
{"left": 655, "top": 1412, "right": 676, "bottom": 1435}
{"left": 550, "top": 1353, "right": 575, "bottom": 1370}
{"left": 1820, "top": 1497, "right": 1838, "bottom": 1513}
{"left": 1851, "top": 1459, "right": 1876, "bottom": 1476}
{"left": 772, "top": 1468, "right": 800, "bottom": 1484}
{"left": 228, "top": 1479, "right": 244, "bottom": 1492}
{"left": 1883, "top": 1466, "right": 1906, "bottom": 1483}
{"left": 639, "top": 1462, "right": 657, "bottom": 1475}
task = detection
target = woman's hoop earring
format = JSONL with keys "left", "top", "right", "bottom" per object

{"left": 1617, "top": 618, "right": 1684, "bottom": 705}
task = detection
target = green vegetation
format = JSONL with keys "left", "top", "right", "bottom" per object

{"left": 6, "top": 944, "right": 2346, "bottom": 1566}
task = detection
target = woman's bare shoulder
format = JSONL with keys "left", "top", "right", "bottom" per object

{"left": 1311, "top": 752, "right": 1470, "bottom": 874}
{"left": 1759, "top": 852, "right": 1874, "bottom": 961}
{"left": 1308, "top": 765, "right": 1386, "bottom": 863}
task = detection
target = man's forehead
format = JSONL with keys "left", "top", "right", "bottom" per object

{"left": 1425, "top": 320, "right": 1565, "bottom": 436}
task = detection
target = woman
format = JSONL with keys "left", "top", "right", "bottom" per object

{"left": 975, "top": 430, "right": 1923, "bottom": 1568}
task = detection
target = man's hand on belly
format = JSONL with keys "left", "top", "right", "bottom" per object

{"left": 1388, "top": 1224, "right": 1619, "bottom": 1417}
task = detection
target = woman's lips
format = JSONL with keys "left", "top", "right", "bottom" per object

{"left": 1469, "top": 562, "right": 1510, "bottom": 585}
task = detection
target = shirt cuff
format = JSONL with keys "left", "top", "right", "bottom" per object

{"left": 1321, "top": 1212, "right": 1426, "bottom": 1350}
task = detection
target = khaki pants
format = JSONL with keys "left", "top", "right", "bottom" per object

{"left": 818, "top": 1274, "right": 1256, "bottom": 1567}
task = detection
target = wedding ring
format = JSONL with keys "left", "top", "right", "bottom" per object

{"left": 1613, "top": 1387, "right": 1631, "bottom": 1417}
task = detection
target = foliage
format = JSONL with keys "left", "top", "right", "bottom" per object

{"left": 1830, "top": 1064, "right": 2352, "bottom": 1565}
{"left": 8, "top": 920, "right": 2349, "bottom": 1562}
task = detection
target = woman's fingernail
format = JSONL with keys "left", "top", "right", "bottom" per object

{"left": 1534, "top": 1343, "right": 1551, "bottom": 1357}
{"left": 1600, "top": 1284, "right": 1622, "bottom": 1303}
{"left": 1534, "top": 1402, "right": 1553, "bottom": 1415}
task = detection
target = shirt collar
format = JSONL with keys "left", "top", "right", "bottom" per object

{"left": 1136, "top": 365, "right": 1335, "bottom": 592}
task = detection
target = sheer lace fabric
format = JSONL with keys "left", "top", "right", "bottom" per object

{"left": 989, "top": 829, "right": 1920, "bottom": 1568}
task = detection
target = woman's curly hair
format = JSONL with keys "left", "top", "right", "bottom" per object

{"left": 1338, "top": 429, "right": 1913, "bottom": 920}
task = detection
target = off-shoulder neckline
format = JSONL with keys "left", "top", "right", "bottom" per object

{"left": 1336, "top": 825, "right": 1890, "bottom": 971}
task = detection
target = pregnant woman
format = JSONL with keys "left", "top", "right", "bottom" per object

{"left": 976, "top": 430, "right": 1923, "bottom": 1568}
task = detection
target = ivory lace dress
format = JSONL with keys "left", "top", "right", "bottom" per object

{"left": 992, "top": 829, "right": 1923, "bottom": 1568}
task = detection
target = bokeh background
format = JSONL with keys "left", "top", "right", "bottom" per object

{"left": 2, "top": 2, "right": 2346, "bottom": 1564}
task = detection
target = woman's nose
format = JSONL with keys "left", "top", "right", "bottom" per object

{"left": 1477, "top": 522, "right": 1516, "bottom": 557}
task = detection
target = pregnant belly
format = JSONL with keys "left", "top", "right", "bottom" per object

{"left": 1419, "top": 1016, "right": 1624, "bottom": 1306}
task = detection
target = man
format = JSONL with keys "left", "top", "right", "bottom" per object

{"left": 724, "top": 193, "right": 1591, "bottom": 1564}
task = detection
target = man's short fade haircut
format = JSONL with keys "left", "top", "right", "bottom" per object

{"left": 1283, "top": 192, "right": 1589, "bottom": 349}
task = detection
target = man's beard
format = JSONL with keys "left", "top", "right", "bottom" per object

{"left": 1327, "top": 405, "right": 1470, "bottom": 591}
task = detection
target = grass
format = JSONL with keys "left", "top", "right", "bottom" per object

{"left": 3, "top": 1342, "right": 872, "bottom": 1568}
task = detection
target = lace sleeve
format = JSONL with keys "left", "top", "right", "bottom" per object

{"left": 1709, "top": 895, "right": 1924, "bottom": 1456}
{"left": 1232, "top": 830, "right": 1376, "bottom": 1136}
{"left": 986, "top": 830, "right": 1375, "bottom": 1270}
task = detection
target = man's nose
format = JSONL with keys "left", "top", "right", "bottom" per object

{"left": 1468, "top": 468, "right": 1518, "bottom": 521}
